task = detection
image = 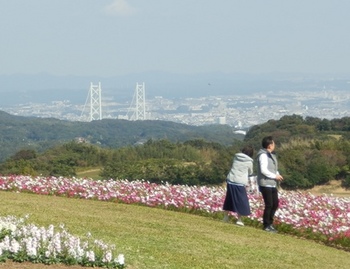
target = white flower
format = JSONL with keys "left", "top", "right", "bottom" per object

{"left": 86, "top": 250, "right": 95, "bottom": 262}
{"left": 117, "top": 254, "right": 125, "bottom": 265}
{"left": 102, "top": 250, "right": 113, "bottom": 263}
{"left": 45, "top": 250, "right": 51, "bottom": 258}
{"left": 9, "top": 239, "right": 20, "bottom": 253}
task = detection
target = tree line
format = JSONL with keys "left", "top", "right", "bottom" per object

{"left": 0, "top": 115, "right": 349, "bottom": 190}
{"left": 0, "top": 110, "right": 242, "bottom": 163}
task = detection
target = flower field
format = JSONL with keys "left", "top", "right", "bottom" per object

{"left": 1, "top": 175, "right": 350, "bottom": 254}
{"left": 0, "top": 215, "right": 125, "bottom": 268}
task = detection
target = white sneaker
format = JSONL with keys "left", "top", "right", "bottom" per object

{"left": 236, "top": 220, "right": 244, "bottom": 226}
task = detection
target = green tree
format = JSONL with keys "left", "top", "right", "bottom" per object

{"left": 282, "top": 170, "right": 312, "bottom": 190}
{"left": 306, "top": 154, "right": 337, "bottom": 186}
{"left": 342, "top": 174, "right": 350, "bottom": 189}
{"left": 317, "top": 119, "right": 331, "bottom": 131}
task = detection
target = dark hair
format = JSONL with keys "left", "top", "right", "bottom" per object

{"left": 241, "top": 145, "right": 254, "bottom": 158}
{"left": 262, "top": 136, "right": 274, "bottom": 149}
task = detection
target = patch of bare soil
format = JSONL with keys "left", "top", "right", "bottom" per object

{"left": 0, "top": 261, "right": 96, "bottom": 269}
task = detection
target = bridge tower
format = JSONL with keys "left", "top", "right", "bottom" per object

{"left": 89, "top": 82, "right": 102, "bottom": 121}
{"left": 81, "top": 82, "right": 102, "bottom": 121}
{"left": 135, "top": 82, "right": 146, "bottom": 120}
{"left": 128, "top": 82, "right": 146, "bottom": 120}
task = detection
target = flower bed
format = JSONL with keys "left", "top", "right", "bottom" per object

{"left": 1, "top": 175, "right": 350, "bottom": 251}
{"left": 0, "top": 215, "right": 125, "bottom": 268}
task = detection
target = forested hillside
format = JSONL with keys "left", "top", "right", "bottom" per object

{"left": 244, "top": 115, "right": 350, "bottom": 189}
{"left": 1, "top": 113, "right": 349, "bottom": 190}
{"left": 0, "top": 110, "right": 243, "bottom": 162}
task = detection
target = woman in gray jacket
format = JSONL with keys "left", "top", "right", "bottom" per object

{"left": 222, "top": 145, "right": 254, "bottom": 226}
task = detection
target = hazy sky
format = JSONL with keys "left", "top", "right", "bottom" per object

{"left": 1, "top": 0, "right": 349, "bottom": 77}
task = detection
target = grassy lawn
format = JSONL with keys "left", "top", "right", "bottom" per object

{"left": 308, "top": 180, "right": 350, "bottom": 197}
{"left": 76, "top": 168, "right": 102, "bottom": 180}
{"left": 1, "top": 191, "right": 350, "bottom": 269}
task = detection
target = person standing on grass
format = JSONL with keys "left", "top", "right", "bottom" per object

{"left": 222, "top": 145, "right": 254, "bottom": 226}
{"left": 257, "top": 136, "right": 284, "bottom": 233}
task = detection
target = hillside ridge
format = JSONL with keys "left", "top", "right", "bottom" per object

{"left": 0, "top": 110, "right": 243, "bottom": 162}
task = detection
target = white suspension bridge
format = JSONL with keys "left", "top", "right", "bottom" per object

{"left": 80, "top": 82, "right": 146, "bottom": 122}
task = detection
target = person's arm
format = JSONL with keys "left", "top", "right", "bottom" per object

{"left": 259, "top": 154, "right": 277, "bottom": 179}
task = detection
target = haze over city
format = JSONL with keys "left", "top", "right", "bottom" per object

{"left": 1, "top": 0, "right": 349, "bottom": 120}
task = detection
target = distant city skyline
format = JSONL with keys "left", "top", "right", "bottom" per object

{"left": 1, "top": 0, "right": 350, "bottom": 78}
{"left": 2, "top": 87, "right": 349, "bottom": 129}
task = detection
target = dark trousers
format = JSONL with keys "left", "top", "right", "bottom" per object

{"left": 260, "top": 186, "right": 279, "bottom": 228}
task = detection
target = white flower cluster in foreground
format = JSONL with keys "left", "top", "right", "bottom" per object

{"left": 0, "top": 215, "right": 124, "bottom": 268}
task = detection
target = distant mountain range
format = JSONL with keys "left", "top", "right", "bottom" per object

{"left": 2, "top": 71, "right": 349, "bottom": 106}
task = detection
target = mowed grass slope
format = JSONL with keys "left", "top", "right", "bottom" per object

{"left": 1, "top": 191, "right": 350, "bottom": 269}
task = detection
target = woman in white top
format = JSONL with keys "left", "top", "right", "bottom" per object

{"left": 222, "top": 145, "right": 254, "bottom": 226}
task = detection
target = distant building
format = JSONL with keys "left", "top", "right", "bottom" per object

{"left": 218, "top": 116, "right": 226, "bottom": 124}
{"left": 234, "top": 130, "right": 247, "bottom": 135}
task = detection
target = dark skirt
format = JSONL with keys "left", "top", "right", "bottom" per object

{"left": 222, "top": 182, "right": 251, "bottom": 216}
